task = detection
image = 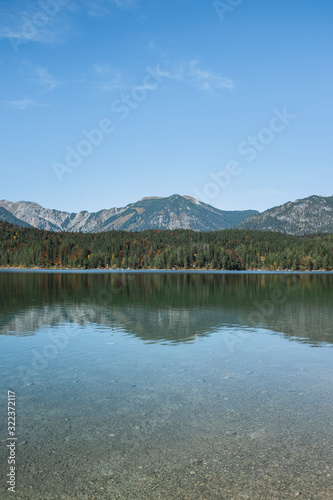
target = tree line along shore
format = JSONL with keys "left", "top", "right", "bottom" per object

{"left": 0, "top": 221, "right": 332, "bottom": 271}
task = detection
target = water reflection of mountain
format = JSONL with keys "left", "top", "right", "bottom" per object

{"left": 0, "top": 272, "right": 332, "bottom": 346}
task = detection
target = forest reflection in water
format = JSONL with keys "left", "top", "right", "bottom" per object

{"left": 0, "top": 271, "right": 332, "bottom": 346}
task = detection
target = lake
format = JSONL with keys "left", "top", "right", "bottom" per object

{"left": 0, "top": 271, "right": 332, "bottom": 499}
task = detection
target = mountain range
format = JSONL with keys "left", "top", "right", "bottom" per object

{"left": 237, "top": 194, "right": 333, "bottom": 235}
{"left": 0, "top": 195, "right": 257, "bottom": 233}
{"left": 0, "top": 194, "right": 332, "bottom": 235}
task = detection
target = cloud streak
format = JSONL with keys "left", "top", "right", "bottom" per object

{"left": 0, "top": 0, "right": 141, "bottom": 52}
{"left": 90, "top": 63, "right": 123, "bottom": 90}
{"left": 152, "top": 60, "right": 235, "bottom": 93}
{"left": 34, "top": 67, "right": 63, "bottom": 91}
{"left": 88, "top": 58, "right": 235, "bottom": 94}
{"left": 0, "top": 1, "right": 73, "bottom": 49}
{"left": 2, "top": 65, "right": 60, "bottom": 110}
{"left": 2, "top": 98, "right": 49, "bottom": 110}
{"left": 88, "top": 0, "right": 140, "bottom": 14}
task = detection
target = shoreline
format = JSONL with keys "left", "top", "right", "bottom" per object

{"left": 0, "top": 267, "right": 332, "bottom": 274}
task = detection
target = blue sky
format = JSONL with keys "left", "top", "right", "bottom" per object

{"left": 0, "top": 0, "right": 332, "bottom": 213}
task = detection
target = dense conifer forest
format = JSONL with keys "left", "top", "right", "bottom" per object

{"left": 0, "top": 221, "right": 332, "bottom": 271}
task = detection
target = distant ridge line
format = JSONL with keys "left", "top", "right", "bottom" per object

{"left": 1, "top": 194, "right": 333, "bottom": 235}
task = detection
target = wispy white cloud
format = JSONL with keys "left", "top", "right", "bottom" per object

{"left": 85, "top": 0, "right": 140, "bottom": 18}
{"left": 188, "top": 61, "right": 235, "bottom": 91}
{"left": 0, "top": 0, "right": 143, "bottom": 55}
{"left": 85, "top": 1, "right": 110, "bottom": 18}
{"left": 92, "top": 63, "right": 113, "bottom": 76}
{"left": 2, "top": 98, "right": 49, "bottom": 110}
{"left": 148, "top": 40, "right": 156, "bottom": 51}
{"left": 1, "top": 64, "right": 61, "bottom": 112}
{"left": 0, "top": 0, "right": 142, "bottom": 51}
{"left": 87, "top": 57, "right": 235, "bottom": 95}
{"left": 152, "top": 60, "right": 235, "bottom": 93}
{"left": 33, "top": 67, "right": 63, "bottom": 91}
{"left": 136, "top": 83, "right": 158, "bottom": 91}
{"left": 90, "top": 63, "right": 123, "bottom": 90}
{"left": 88, "top": 62, "right": 157, "bottom": 91}
{"left": 96, "top": 77, "right": 123, "bottom": 91}
{"left": 0, "top": 1, "right": 73, "bottom": 47}
{"left": 109, "top": 0, "right": 140, "bottom": 7}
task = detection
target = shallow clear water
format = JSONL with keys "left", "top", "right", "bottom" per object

{"left": 0, "top": 272, "right": 332, "bottom": 499}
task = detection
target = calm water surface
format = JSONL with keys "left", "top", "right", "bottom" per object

{"left": 0, "top": 272, "right": 332, "bottom": 499}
